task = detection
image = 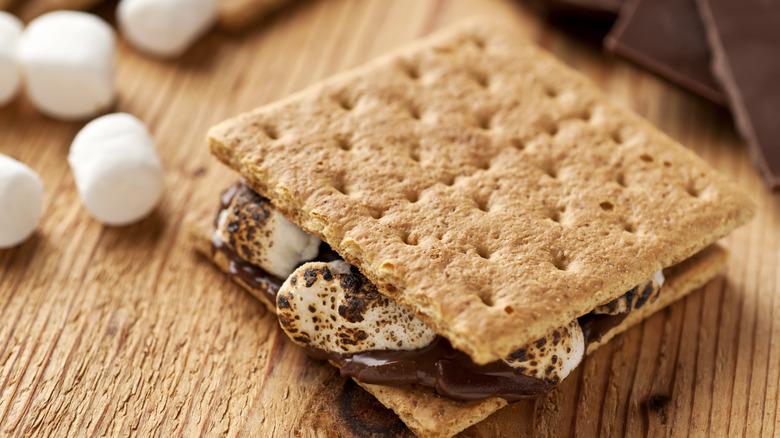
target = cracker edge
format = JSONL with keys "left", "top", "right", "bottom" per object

{"left": 185, "top": 202, "right": 728, "bottom": 438}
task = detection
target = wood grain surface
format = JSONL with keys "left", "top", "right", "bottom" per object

{"left": 0, "top": 0, "right": 777, "bottom": 436}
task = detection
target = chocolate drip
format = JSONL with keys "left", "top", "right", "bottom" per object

{"left": 579, "top": 313, "right": 629, "bottom": 344}
{"left": 309, "top": 336, "right": 551, "bottom": 401}
{"left": 210, "top": 233, "right": 284, "bottom": 305}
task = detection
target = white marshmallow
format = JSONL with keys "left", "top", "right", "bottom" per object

{"left": 68, "top": 113, "right": 164, "bottom": 226}
{"left": 0, "top": 155, "right": 44, "bottom": 248}
{"left": 18, "top": 11, "right": 115, "bottom": 121}
{"left": 504, "top": 320, "right": 585, "bottom": 385}
{"left": 277, "top": 261, "right": 437, "bottom": 354}
{"left": 216, "top": 185, "right": 321, "bottom": 279}
{"left": 0, "top": 12, "right": 23, "bottom": 106}
{"left": 117, "top": 0, "right": 218, "bottom": 58}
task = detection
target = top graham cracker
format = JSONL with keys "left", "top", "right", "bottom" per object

{"left": 208, "top": 19, "right": 755, "bottom": 364}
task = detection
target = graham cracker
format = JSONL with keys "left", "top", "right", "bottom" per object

{"left": 185, "top": 203, "right": 728, "bottom": 438}
{"left": 217, "top": 0, "right": 296, "bottom": 32}
{"left": 207, "top": 18, "right": 754, "bottom": 365}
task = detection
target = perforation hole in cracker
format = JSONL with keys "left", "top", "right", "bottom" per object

{"left": 475, "top": 110, "right": 494, "bottom": 130}
{"left": 552, "top": 251, "right": 570, "bottom": 271}
{"left": 408, "top": 142, "right": 421, "bottom": 163}
{"left": 261, "top": 123, "right": 279, "bottom": 140}
{"left": 335, "top": 133, "right": 352, "bottom": 151}
{"left": 578, "top": 106, "right": 594, "bottom": 122}
{"left": 473, "top": 194, "right": 490, "bottom": 213}
{"left": 332, "top": 174, "right": 348, "bottom": 195}
{"left": 405, "top": 189, "right": 420, "bottom": 204}
{"left": 470, "top": 34, "right": 487, "bottom": 49}
{"left": 407, "top": 102, "right": 422, "bottom": 120}
{"left": 475, "top": 243, "right": 492, "bottom": 260}
{"left": 332, "top": 91, "right": 357, "bottom": 111}
{"left": 398, "top": 59, "right": 420, "bottom": 80}
{"left": 615, "top": 172, "right": 628, "bottom": 188}
{"left": 399, "top": 228, "right": 418, "bottom": 246}
{"left": 368, "top": 206, "right": 386, "bottom": 220}
{"left": 548, "top": 206, "right": 565, "bottom": 224}
{"left": 599, "top": 201, "right": 614, "bottom": 212}
{"left": 479, "top": 293, "right": 495, "bottom": 307}
{"left": 685, "top": 180, "right": 704, "bottom": 198}
{"left": 470, "top": 70, "right": 490, "bottom": 88}
{"left": 611, "top": 126, "right": 629, "bottom": 144}
{"left": 540, "top": 161, "right": 558, "bottom": 179}
{"left": 435, "top": 170, "right": 458, "bottom": 186}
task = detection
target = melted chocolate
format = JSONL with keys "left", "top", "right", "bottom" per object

{"left": 309, "top": 336, "right": 550, "bottom": 401}
{"left": 210, "top": 182, "right": 637, "bottom": 401}
{"left": 579, "top": 313, "right": 629, "bottom": 345}
{"left": 210, "top": 233, "right": 284, "bottom": 305}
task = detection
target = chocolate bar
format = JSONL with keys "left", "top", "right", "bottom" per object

{"left": 696, "top": 0, "right": 780, "bottom": 189}
{"left": 605, "top": 0, "right": 725, "bottom": 105}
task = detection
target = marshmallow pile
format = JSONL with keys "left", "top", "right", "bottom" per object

{"left": 68, "top": 113, "right": 164, "bottom": 226}
{"left": 1, "top": 1, "right": 221, "bottom": 117}
{"left": 17, "top": 11, "right": 116, "bottom": 120}
{"left": 117, "top": 0, "right": 219, "bottom": 58}
{"left": 0, "top": 155, "right": 43, "bottom": 248}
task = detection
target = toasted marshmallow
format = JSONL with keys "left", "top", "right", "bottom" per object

{"left": 504, "top": 320, "right": 585, "bottom": 385}
{"left": 18, "top": 11, "right": 115, "bottom": 120}
{"left": 68, "top": 113, "right": 164, "bottom": 226}
{"left": 277, "top": 261, "right": 437, "bottom": 354}
{"left": 216, "top": 185, "right": 321, "bottom": 279}
{"left": 117, "top": 0, "right": 218, "bottom": 58}
{"left": 0, "top": 12, "right": 23, "bottom": 106}
{"left": 0, "top": 155, "right": 44, "bottom": 248}
{"left": 592, "top": 270, "right": 664, "bottom": 315}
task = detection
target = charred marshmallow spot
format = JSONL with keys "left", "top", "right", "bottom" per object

{"left": 592, "top": 270, "right": 665, "bottom": 316}
{"left": 504, "top": 320, "right": 585, "bottom": 385}
{"left": 216, "top": 184, "right": 321, "bottom": 278}
{"left": 276, "top": 261, "right": 436, "bottom": 354}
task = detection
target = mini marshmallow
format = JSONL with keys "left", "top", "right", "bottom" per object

{"left": 0, "top": 155, "right": 44, "bottom": 248}
{"left": 277, "top": 261, "right": 437, "bottom": 354}
{"left": 18, "top": 11, "right": 115, "bottom": 120}
{"left": 0, "top": 12, "right": 23, "bottom": 106}
{"left": 68, "top": 113, "right": 163, "bottom": 226}
{"left": 216, "top": 185, "right": 321, "bottom": 279}
{"left": 117, "top": 0, "right": 218, "bottom": 58}
{"left": 504, "top": 320, "right": 585, "bottom": 385}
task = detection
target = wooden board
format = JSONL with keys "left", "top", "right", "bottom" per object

{"left": 0, "top": 0, "right": 777, "bottom": 436}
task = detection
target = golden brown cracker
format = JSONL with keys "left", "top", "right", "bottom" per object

{"left": 186, "top": 202, "right": 728, "bottom": 438}
{"left": 207, "top": 18, "right": 754, "bottom": 364}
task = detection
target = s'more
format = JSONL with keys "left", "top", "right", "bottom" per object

{"left": 188, "top": 19, "right": 755, "bottom": 437}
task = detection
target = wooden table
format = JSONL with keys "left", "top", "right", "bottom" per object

{"left": 1, "top": 0, "right": 777, "bottom": 436}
